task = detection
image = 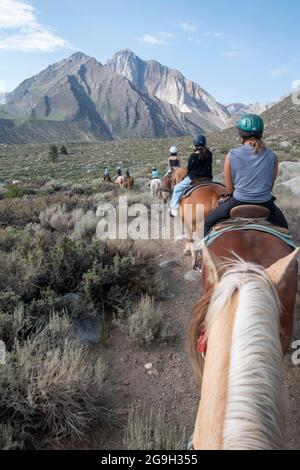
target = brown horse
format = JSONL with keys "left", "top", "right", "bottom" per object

{"left": 124, "top": 176, "right": 134, "bottom": 191}
{"left": 104, "top": 175, "right": 112, "bottom": 183}
{"left": 161, "top": 168, "right": 187, "bottom": 203}
{"left": 189, "top": 234, "right": 299, "bottom": 450}
{"left": 179, "top": 182, "right": 225, "bottom": 266}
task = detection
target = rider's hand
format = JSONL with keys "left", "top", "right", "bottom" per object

{"left": 218, "top": 193, "right": 232, "bottom": 206}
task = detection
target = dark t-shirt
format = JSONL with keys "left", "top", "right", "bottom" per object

{"left": 169, "top": 158, "right": 180, "bottom": 168}
{"left": 187, "top": 148, "right": 213, "bottom": 180}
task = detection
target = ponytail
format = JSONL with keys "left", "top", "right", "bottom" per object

{"left": 195, "top": 146, "right": 209, "bottom": 160}
{"left": 243, "top": 137, "right": 265, "bottom": 154}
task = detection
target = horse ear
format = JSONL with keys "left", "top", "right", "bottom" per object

{"left": 201, "top": 244, "right": 222, "bottom": 286}
{"left": 266, "top": 248, "right": 299, "bottom": 288}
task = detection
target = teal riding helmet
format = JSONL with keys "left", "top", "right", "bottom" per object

{"left": 236, "top": 114, "right": 264, "bottom": 138}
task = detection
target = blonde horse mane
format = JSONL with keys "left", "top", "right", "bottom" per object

{"left": 189, "top": 258, "right": 285, "bottom": 449}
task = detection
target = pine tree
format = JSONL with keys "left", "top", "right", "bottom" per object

{"left": 60, "top": 145, "right": 68, "bottom": 155}
{"left": 48, "top": 144, "right": 58, "bottom": 162}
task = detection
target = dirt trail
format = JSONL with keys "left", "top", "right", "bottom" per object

{"left": 97, "top": 238, "right": 300, "bottom": 450}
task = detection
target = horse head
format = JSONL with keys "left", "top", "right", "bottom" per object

{"left": 189, "top": 241, "right": 299, "bottom": 450}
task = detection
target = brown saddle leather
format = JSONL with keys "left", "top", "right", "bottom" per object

{"left": 230, "top": 205, "right": 270, "bottom": 220}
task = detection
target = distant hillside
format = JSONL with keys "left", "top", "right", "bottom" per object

{"left": 0, "top": 118, "right": 109, "bottom": 144}
{"left": 212, "top": 95, "right": 299, "bottom": 142}
{"left": 226, "top": 102, "right": 275, "bottom": 119}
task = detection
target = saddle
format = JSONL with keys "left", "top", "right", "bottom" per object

{"left": 213, "top": 205, "right": 290, "bottom": 235}
{"left": 182, "top": 180, "right": 225, "bottom": 199}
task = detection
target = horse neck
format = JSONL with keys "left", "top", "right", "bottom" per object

{"left": 194, "top": 268, "right": 284, "bottom": 450}
{"left": 173, "top": 168, "right": 186, "bottom": 185}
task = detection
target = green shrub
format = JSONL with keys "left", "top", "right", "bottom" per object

{"left": 0, "top": 233, "right": 165, "bottom": 325}
{"left": 4, "top": 185, "right": 29, "bottom": 199}
{"left": 0, "top": 304, "right": 29, "bottom": 349}
{"left": 0, "top": 423, "right": 25, "bottom": 450}
{"left": 0, "top": 291, "right": 22, "bottom": 313}
{"left": 123, "top": 295, "right": 173, "bottom": 345}
{"left": 48, "top": 145, "right": 58, "bottom": 162}
{"left": 0, "top": 250, "right": 34, "bottom": 298}
{"left": 60, "top": 145, "right": 68, "bottom": 156}
{"left": 72, "top": 210, "right": 99, "bottom": 240}
{"left": 0, "top": 227, "right": 33, "bottom": 252}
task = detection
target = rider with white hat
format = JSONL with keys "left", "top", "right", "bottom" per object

{"left": 167, "top": 146, "right": 180, "bottom": 174}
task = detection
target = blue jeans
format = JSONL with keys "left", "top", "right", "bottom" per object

{"left": 170, "top": 176, "right": 192, "bottom": 209}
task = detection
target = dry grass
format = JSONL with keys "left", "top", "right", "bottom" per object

{"left": 0, "top": 313, "right": 111, "bottom": 448}
{"left": 117, "top": 295, "right": 173, "bottom": 346}
{"left": 124, "top": 405, "right": 188, "bottom": 450}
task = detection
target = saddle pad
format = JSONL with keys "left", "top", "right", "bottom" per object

{"left": 182, "top": 181, "right": 225, "bottom": 199}
{"left": 214, "top": 218, "right": 290, "bottom": 234}
{"left": 204, "top": 223, "right": 296, "bottom": 249}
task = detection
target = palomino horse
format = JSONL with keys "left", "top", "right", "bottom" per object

{"left": 124, "top": 176, "right": 134, "bottom": 191}
{"left": 189, "top": 232, "right": 299, "bottom": 450}
{"left": 115, "top": 176, "right": 125, "bottom": 188}
{"left": 161, "top": 168, "right": 187, "bottom": 204}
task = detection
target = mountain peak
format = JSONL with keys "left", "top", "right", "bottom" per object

{"left": 68, "top": 51, "right": 100, "bottom": 65}
{"left": 69, "top": 51, "right": 89, "bottom": 60}
{"left": 112, "top": 48, "right": 137, "bottom": 57}
{"left": 107, "top": 49, "right": 229, "bottom": 128}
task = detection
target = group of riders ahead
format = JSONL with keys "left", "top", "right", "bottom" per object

{"left": 151, "top": 113, "right": 288, "bottom": 235}
{"left": 104, "top": 167, "right": 131, "bottom": 183}
{"left": 105, "top": 113, "right": 288, "bottom": 236}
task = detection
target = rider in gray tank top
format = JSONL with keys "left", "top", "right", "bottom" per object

{"left": 228, "top": 144, "right": 276, "bottom": 203}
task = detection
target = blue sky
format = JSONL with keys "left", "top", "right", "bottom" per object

{"left": 0, "top": 0, "right": 299, "bottom": 104}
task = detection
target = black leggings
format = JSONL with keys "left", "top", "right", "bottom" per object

{"left": 204, "top": 197, "right": 289, "bottom": 236}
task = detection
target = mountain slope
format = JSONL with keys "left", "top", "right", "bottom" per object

{"left": 0, "top": 118, "right": 107, "bottom": 144}
{"left": 107, "top": 49, "right": 230, "bottom": 131}
{"left": 0, "top": 52, "right": 211, "bottom": 143}
{"left": 226, "top": 102, "right": 275, "bottom": 118}
{"left": 209, "top": 94, "right": 300, "bottom": 152}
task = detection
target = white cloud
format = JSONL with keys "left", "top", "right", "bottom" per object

{"left": 224, "top": 50, "right": 240, "bottom": 58}
{"left": 139, "top": 33, "right": 170, "bottom": 45}
{"left": 180, "top": 22, "right": 197, "bottom": 33}
{"left": 271, "top": 67, "right": 289, "bottom": 77}
{"left": 206, "top": 31, "right": 223, "bottom": 38}
{"left": 0, "top": 0, "right": 70, "bottom": 52}
{"left": 0, "top": 0, "right": 36, "bottom": 29}
{"left": 187, "top": 37, "right": 202, "bottom": 46}
{"left": 158, "top": 32, "right": 175, "bottom": 39}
